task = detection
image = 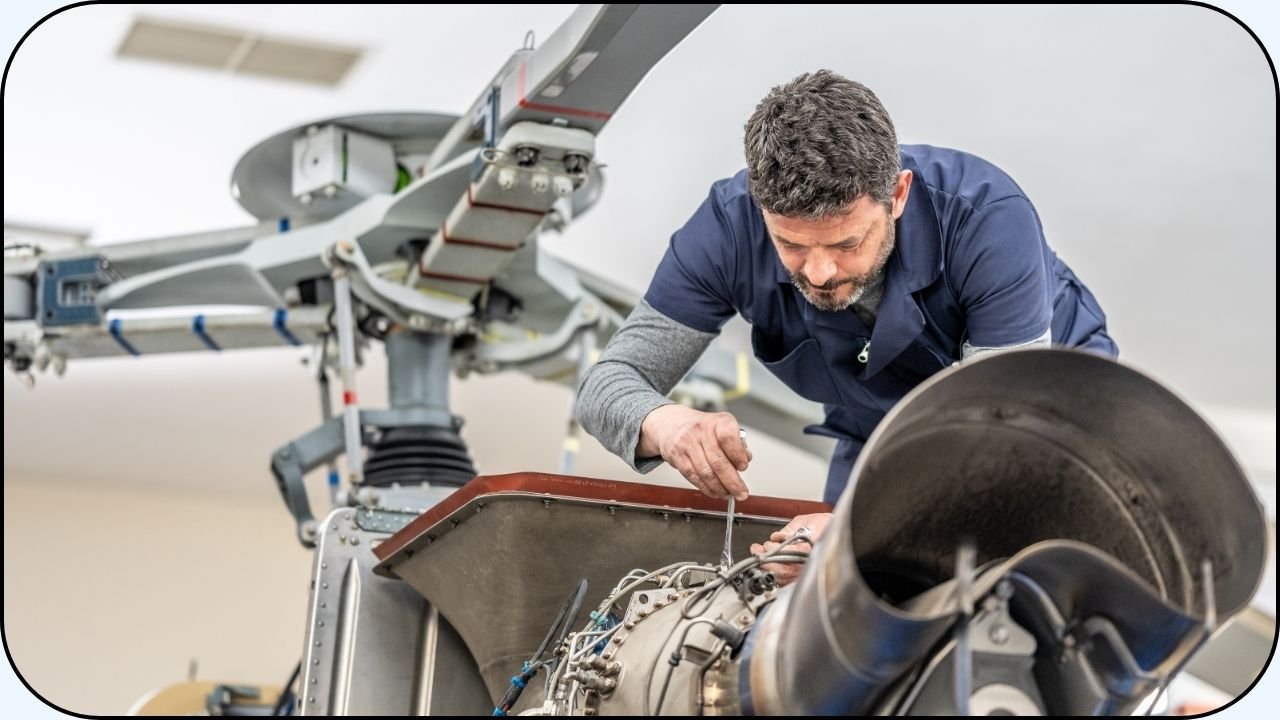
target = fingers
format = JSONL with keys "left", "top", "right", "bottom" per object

{"left": 689, "top": 415, "right": 748, "bottom": 500}
{"left": 769, "top": 523, "right": 807, "bottom": 544}
{"left": 753, "top": 538, "right": 811, "bottom": 587}
{"left": 671, "top": 448, "right": 714, "bottom": 498}
{"left": 765, "top": 534, "right": 813, "bottom": 554}
{"left": 710, "top": 420, "right": 750, "bottom": 501}
{"left": 769, "top": 513, "right": 832, "bottom": 543}
{"left": 801, "top": 512, "right": 832, "bottom": 542}
{"left": 762, "top": 561, "right": 805, "bottom": 586}
{"left": 658, "top": 409, "right": 752, "bottom": 500}
{"left": 715, "top": 419, "right": 751, "bottom": 472}
{"left": 756, "top": 514, "right": 831, "bottom": 586}
{"left": 682, "top": 430, "right": 747, "bottom": 501}
{"left": 754, "top": 539, "right": 810, "bottom": 555}
{"left": 702, "top": 442, "right": 748, "bottom": 501}
{"left": 684, "top": 442, "right": 724, "bottom": 498}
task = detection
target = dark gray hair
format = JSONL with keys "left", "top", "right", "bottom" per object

{"left": 744, "top": 70, "right": 900, "bottom": 218}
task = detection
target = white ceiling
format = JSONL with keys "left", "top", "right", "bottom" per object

{"left": 3, "top": 4, "right": 1275, "bottom": 506}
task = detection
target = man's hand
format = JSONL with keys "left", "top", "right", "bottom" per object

{"left": 638, "top": 405, "right": 752, "bottom": 500}
{"left": 749, "top": 512, "right": 832, "bottom": 586}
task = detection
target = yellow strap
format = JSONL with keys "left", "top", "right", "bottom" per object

{"left": 722, "top": 353, "right": 750, "bottom": 401}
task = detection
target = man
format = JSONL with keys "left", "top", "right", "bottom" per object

{"left": 575, "top": 70, "right": 1116, "bottom": 582}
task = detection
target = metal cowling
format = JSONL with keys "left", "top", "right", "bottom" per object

{"left": 747, "top": 348, "right": 1267, "bottom": 715}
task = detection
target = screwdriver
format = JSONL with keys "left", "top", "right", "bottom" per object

{"left": 720, "top": 429, "right": 749, "bottom": 568}
{"left": 721, "top": 496, "right": 735, "bottom": 569}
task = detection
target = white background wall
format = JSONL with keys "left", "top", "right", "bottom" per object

{"left": 3, "top": 475, "right": 313, "bottom": 714}
{"left": 3, "top": 2, "right": 1277, "bottom": 716}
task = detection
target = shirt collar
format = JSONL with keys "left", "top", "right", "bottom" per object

{"left": 894, "top": 153, "right": 943, "bottom": 293}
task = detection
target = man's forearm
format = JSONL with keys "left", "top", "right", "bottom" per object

{"left": 574, "top": 300, "right": 717, "bottom": 471}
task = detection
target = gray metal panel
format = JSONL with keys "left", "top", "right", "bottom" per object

{"left": 299, "top": 508, "right": 490, "bottom": 716}
{"left": 99, "top": 260, "right": 285, "bottom": 310}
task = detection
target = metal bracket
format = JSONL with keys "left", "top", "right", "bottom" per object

{"left": 36, "top": 256, "right": 119, "bottom": 327}
{"left": 271, "top": 417, "right": 347, "bottom": 547}
{"left": 466, "top": 295, "right": 601, "bottom": 372}
{"left": 270, "top": 408, "right": 463, "bottom": 547}
{"left": 355, "top": 507, "right": 421, "bottom": 535}
{"left": 331, "top": 240, "right": 473, "bottom": 331}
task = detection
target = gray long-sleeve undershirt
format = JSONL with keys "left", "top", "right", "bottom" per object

{"left": 574, "top": 299, "right": 716, "bottom": 472}
{"left": 574, "top": 296, "right": 1051, "bottom": 473}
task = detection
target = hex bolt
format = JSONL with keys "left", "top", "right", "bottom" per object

{"left": 996, "top": 580, "right": 1014, "bottom": 600}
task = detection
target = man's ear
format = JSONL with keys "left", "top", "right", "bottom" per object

{"left": 891, "top": 170, "right": 913, "bottom": 220}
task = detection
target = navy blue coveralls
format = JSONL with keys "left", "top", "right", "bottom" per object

{"left": 644, "top": 145, "right": 1117, "bottom": 504}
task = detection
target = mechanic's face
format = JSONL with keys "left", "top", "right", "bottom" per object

{"left": 764, "top": 171, "right": 912, "bottom": 312}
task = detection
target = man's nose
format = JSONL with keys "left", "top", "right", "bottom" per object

{"left": 804, "top": 256, "right": 838, "bottom": 287}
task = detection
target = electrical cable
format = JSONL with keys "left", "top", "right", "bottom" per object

{"left": 494, "top": 578, "right": 589, "bottom": 716}
{"left": 271, "top": 662, "right": 301, "bottom": 716}
{"left": 653, "top": 618, "right": 718, "bottom": 715}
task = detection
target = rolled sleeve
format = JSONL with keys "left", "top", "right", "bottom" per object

{"left": 643, "top": 185, "right": 742, "bottom": 333}
{"left": 949, "top": 196, "right": 1053, "bottom": 347}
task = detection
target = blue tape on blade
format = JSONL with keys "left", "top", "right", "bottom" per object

{"left": 192, "top": 314, "right": 221, "bottom": 352}
{"left": 273, "top": 308, "right": 302, "bottom": 346}
{"left": 108, "top": 318, "right": 141, "bottom": 356}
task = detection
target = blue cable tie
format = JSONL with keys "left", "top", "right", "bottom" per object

{"left": 492, "top": 709, "right": 506, "bottom": 717}
{"left": 327, "top": 471, "right": 340, "bottom": 487}
{"left": 192, "top": 314, "right": 221, "bottom": 352}
{"left": 273, "top": 308, "right": 302, "bottom": 346}
{"left": 510, "top": 675, "right": 527, "bottom": 689}
{"left": 108, "top": 318, "right": 141, "bottom": 356}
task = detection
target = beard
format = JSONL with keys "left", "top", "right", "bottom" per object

{"left": 789, "top": 221, "right": 896, "bottom": 312}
